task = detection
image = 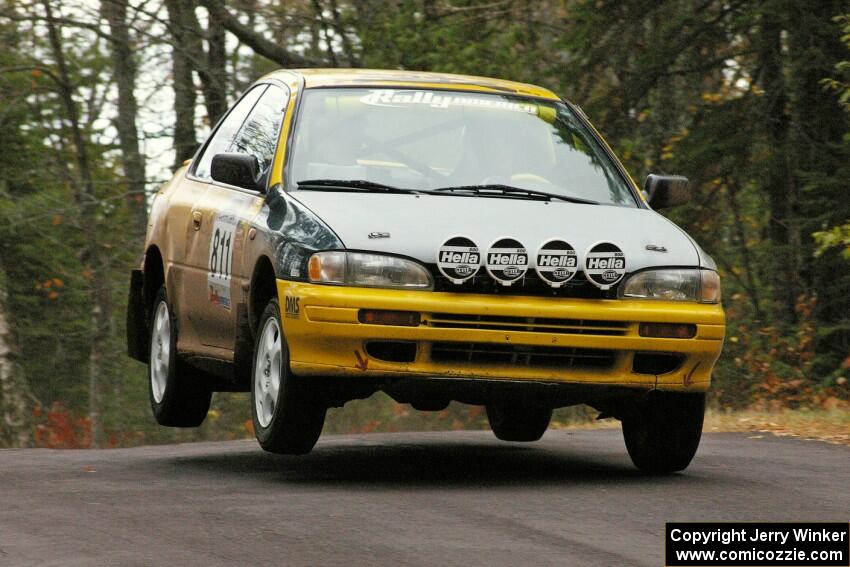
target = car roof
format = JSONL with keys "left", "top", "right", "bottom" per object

{"left": 261, "top": 68, "right": 561, "bottom": 100}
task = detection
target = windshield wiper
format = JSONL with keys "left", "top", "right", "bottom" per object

{"left": 432, "top": 184, "right": 599, "bottom": 205}
{"left": 296, "top": 179, "right": 426, "bottom": 195}
{"left": 297, "top": 180, "right": 600, "bottom": 204}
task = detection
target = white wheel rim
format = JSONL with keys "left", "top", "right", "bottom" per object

{"left": 254, "top": 316, "right": 282, "bottom": 428}
{"left": 150, "top": 301, "right": 171, "bottom": 404}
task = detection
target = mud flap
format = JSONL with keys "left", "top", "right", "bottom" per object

{"left": 126, "top": 269, "right": 148, "bottom": 362}
{"left": 231, "top": 303, "right": 253, "bottom": 392}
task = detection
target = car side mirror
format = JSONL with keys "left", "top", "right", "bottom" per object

{"left": 211, "top": 153, "right": 262, "bottom": 191}
{"left": 644, "top": 174, "right": 689, "bottom": 209}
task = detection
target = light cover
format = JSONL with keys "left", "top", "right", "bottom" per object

{"left": 620, "top": 269, "right": 720, "bottom": 303}
{"left": 308, "top": 251, "right": 433, "bottom": 290}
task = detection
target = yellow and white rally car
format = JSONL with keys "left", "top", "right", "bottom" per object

{"left": 127, "top": 69, "right": 724, "bottom": 472}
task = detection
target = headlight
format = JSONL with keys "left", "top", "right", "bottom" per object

{"left": 620, "top": 269, "right": 720, "bottom": 303}
{"left": 308, "top": 251, "right": 433, "bottom": 290}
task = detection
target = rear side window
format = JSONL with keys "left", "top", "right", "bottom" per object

{"left": 194, "top": 85, "right": 266, "bottom": 180}
{"left": 230, "top": 85, "right": 289, "bottom": 184}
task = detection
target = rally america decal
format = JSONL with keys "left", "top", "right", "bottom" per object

{"left": 583, "top": 241, "right": 626, "bottom": 290}
{"left": 486, "top": 238, "right": 529, "bottom": 286}
{"left": 535, "top": 239, "right": 577, "bottom": 287}
{"left": 360, "top": 89, "right": 539, "bottom": 115}
{"left": 437, "top": 236, "right": 481, "bottom": 284}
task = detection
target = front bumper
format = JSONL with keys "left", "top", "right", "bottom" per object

{"left": 276, "top": 280, "right": 725, "bottom": 392}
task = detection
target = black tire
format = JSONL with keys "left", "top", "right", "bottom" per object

{"left": 622, "top": 392, "right": 705, "bottom": 474}
{"left": 486, "top": 405, "right": 552, "bottom": 442}
{"left": 251, "top": 298, "right": 326, "bottom": 455}
{"left": 148, "top": 286, "right": 212, "bottom": 427}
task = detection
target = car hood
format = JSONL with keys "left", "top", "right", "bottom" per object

{"left": 289, "top": 192, "right": 701, "bottom": 271}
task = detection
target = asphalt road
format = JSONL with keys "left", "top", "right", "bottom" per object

{"left": 0, "top": 430, "right": 847, "bottom": 567}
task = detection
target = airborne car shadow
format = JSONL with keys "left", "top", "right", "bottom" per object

{"left": 162, "top": 431, "right": 699, "bottom": 488}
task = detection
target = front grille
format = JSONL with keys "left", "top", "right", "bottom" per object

{"left": 426, "top": 313, "right": 629, "bottom": 336}
{"left": 431, "top": 342, "right": 616, "bottom": 369}
{"left": 427, "top": 265, "right": 618, "bottom": 299}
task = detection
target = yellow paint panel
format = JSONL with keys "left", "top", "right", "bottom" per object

{"left": 268, "top": 85, "right": 299, "bottom": 188}
{"left": 276, "top": 280, "right": 723, "bottom": 391}
{"left": 261, "top": 68, "right": 561, "bottom": 100}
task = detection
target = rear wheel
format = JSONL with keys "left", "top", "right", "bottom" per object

{"left": 622, "top": 392, "right": 705, "bottom": 474}
{"left": 148, "top": 286, "right": 212, "bottom": 427}
{"left": 486, "top": 405, "right": 552, "bottom": 442}
{"left": 251, "top": 298, "right": 326, "bottom": 455}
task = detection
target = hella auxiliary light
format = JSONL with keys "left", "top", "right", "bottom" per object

{"left": 308, "top": 251, "right": 433, "bottom": 290}
{"left": 620, "top": 269, "right": 720, "bottom": 303}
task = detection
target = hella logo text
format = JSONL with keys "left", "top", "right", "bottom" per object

{"left": 538, "top": 254, "right": 576, "bottom": 267}
{"left": 587, "top": 257, "right": 625, "bottom": 270}
{"left": 440, "top": 251, "right": 479, "bottom": 264}
{"left": 488, "top": 253, "right": 527, "bottom": 265}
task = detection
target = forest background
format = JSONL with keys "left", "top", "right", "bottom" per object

{"left": 1, "top": 0, "right": 848, "bottom": 448}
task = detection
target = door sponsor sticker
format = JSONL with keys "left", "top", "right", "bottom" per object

{"left": 437, "top": 236, "right": 481, "bottom": 284}
{"left": 535, "top": 239, "right": 577, "bottom": 287}
{"left": 284, "top": 295, "right": 300, "bottom": 319}
{"left": 583, "top": 241, "right": 626, "bottom": 290}
{"left": 486, "top": 238, "right": 528, "bottom": 286}
{"left": 207, "top": 214, "right": 238, "bottom": 310}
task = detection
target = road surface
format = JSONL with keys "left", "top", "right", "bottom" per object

{"left": 1, "top": 430, "right": 847, "bottom": 566}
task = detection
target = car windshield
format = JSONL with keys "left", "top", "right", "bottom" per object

{"left": 288, "top": 88, "right": 637, "bottom": 206}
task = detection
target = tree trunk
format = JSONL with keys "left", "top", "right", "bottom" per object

{"left": 101, "top": 0, "right": 147, "bottom": 247}
{"left": 758, "top": 7, "right": 798, "bottom": 328}
{"left": 785, "top": 0, "right": 850, "bottom": 322}
{"left": 311, "top": 0, "right": 338, "bottom": 67}
{"left": 43, "top": 0, "right": 107, "bottom": 447}
{"left": 328, "top": 0, "right": 357, "bottom": 66}
{"left": 0, "top": 285, "right": 31, "bottom": 448}
{"left": 203, "top": 6, "right": 228, "bottom": 125}
{"left": 200, "top": 0, "right": 317, "bottom": 67}
{"left": 173, "top": 1, "right": 228, "bottom": 126}
{"left": 164, "top": 0, "right": 199, "bottom": 169}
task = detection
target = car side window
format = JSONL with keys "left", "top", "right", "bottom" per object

{"left": 193, "top": 85, "right": 267, "bottom": 180}
{"left": 229, "top": 85, "right": 289, "bottom": 185}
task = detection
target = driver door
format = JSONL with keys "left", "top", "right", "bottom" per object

{"left": 182, "top": 84, "right": 290, "bottom": 352}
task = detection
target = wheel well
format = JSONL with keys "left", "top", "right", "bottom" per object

{"left": 143, "top": 246, "right": 165, "bottom": 318}
{"left": 249, "top": 256, "right": 277, "bottom": 333}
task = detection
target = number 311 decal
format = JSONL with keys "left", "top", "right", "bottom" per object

{"left": 208, "top": 216, "right": 238, "bottom": 310}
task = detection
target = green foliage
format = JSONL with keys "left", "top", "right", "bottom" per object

{"left": 814, "top": 223, "right": 850, "bottom": 260}
{"left": 820, "top": 14, "right": 850, "bottom": 114}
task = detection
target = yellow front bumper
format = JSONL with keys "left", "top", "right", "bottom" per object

{"left": 276, "top": 281, "right": 725, "bottom": 392}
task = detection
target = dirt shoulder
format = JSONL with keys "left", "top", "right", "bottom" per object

{"left": 703, "top": 408, "right": 850, "bottom": 446}
{"left": 551, "top": 407, "right": 850, "bottom": 446}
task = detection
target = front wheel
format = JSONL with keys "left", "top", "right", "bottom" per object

{"left": 251, "top": 298, "right": 326, "bottom": 455}
{"left": 486, "top": 405, "right": 552, "bottom": 442}
{"left": 622, "top": 392, "right": 705, "bottom": 474}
